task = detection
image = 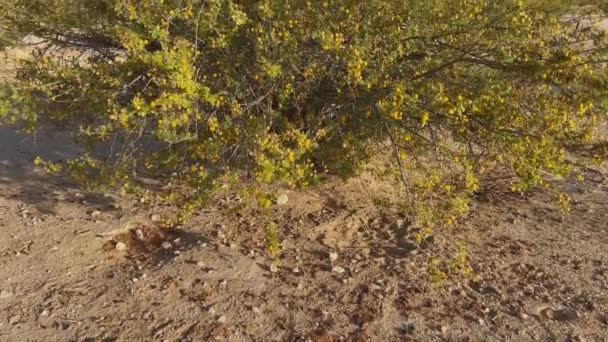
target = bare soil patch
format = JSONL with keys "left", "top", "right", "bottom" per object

{"left": 0, "top": 128, "right": 607, "bottom": 341}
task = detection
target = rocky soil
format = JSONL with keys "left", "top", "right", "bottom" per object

{"left": 0, "top": 127, "right": 607, "bottom": 341}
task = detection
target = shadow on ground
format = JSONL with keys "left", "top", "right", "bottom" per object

{"left": 0, "top": 126, "right": 114, "bottom": 214}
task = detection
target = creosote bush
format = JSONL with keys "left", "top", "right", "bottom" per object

{"left": 1, "top": 0, "right": 608, "bottom": 228}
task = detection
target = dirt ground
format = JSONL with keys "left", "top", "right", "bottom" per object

{"left": 0, "top": 127, "right": 607, "bottom": 342}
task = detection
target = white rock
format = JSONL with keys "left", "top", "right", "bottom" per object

{"left": 135, "top": 229, "right": 145, "bottom": 240}
{"left": 252, "top": 306, "right": 261, "bottom": 314}
{"left": 115, "top": 242, "right": 127, "bottom": 251}
{"left": 208, "top": 307, "right": 216, "bottom": 315}
{"left": 276, "top": 194, "right": 289, "bottom": 205}
{"left": 161, "top": 241, "right": 172, "bottom": 250}
{"left": 196, "top": 261, "right": 205, "bottom": 268}
{"left": 293, "top": 267, "right": 300, "bottom": 274}
{"left": 217, "top": 315, "right": 227, "bottom": 323}
{"left": 329, "top": 252, "right": 339, "bottom": 262}
{"left": 90, "top": 210, "right": 101, "bottom": 218}
{"left": 150, "top": 214, "right": 161, "bottom": 222}
{"left": 332, "top": 266, "right": 346, "bottom": 274}
{"left": 0, "top": 290, "right": 13, "bottom": 299}
{"left": 269, "top": 264, "right": 279, "bottom": 273}
{"left": 9, "top": 315, "right": 20, "bottom": 324}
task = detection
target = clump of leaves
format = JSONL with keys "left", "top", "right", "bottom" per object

{"left": 0, "top": 0, "right": 607, "bottom": 228}
{"left": 265, "top": 222, "right": 281, "bottom": 260}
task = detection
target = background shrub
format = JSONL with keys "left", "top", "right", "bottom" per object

{"left": 1, "top": 0, "right": 607, "bottom": 227}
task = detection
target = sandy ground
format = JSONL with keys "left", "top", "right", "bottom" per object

{"left": 0, "top": 127, "right": 607, "bottom": 341}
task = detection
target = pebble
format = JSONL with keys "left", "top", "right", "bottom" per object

{"left": 332, "top": 266, "right": 346, "bottom": 274}
{"left": 252, "top": 306, "right": 261, "bottom": 314}
{"left": 553, "top": 308, "right": 578, "bottom": 322}
{"left": 50, "top": 246, "right": 59, "bottom": 252}
{"left": 329, "top": 252, "right": 339, "bottom": 262}
{"left": 115, "top": 242, "right": 127, "bottom": 251}
{"left": 0, "top": 290, "right": 13, "bottom": 299}
{"left": 135, "top": 229, "right": 145, "bottom": 240}
{"left": 161, "top": 241, "right": 172, "bottom": 250}
{"left": 293, "top": 267, "right": 300, "bottom": 274}
{"left": 217, "top": 315, "right": 227, "bottom": 323}
{"left": 90, "top": 210, "right": 101, "bottom": 218}
{"left": 150, "top": 214, "right": 161, "bottom": 222}
{"left": 9, "top": 315, "right": 20, "bottom": 324}
{"left": 208, "top": 307, "right": 216, "bottom": 315}
{"left": 196, "top": 261, "right": 205, "bottom": 268}
{"left": 269, "top": 264, "right": 279, "bottom": 273}
{"left": 276, "top": 194, "right": 289, "bottom": 205}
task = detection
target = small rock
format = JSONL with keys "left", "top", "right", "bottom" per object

{"left": 229, "top": 243, "right": 237, "bottom": 249}
{"left": 208, "top": 307, "right": 216, "bottom": 315}
{"left": 332, "top": 266, "right": 346, "bottom": 274}
{"left": 217, "top": 315, "right": 227, "bottom": 323}
{"left": 553, "top": 308, "right": 578, "bottom": 322}
{"left": 9, "top": 315, "right": 20, "bottom": 324}
{"left": 0, "top": 290, "right": 13, "bottom": 299}
{"left": 40, "top": 309, "right": 49, "bottom": 317}
{"left": 370, "top": 283, "right": 382, "bottom": 291}
{"left": 196, "top": 261, "right": 205, "bottom": 268}
{"left": 135, "top": 229, "right": 145, "bottom": 240}
{"left": 115, "top": 242, "right": 127, "bottom": 251}
{"left": 329, "top": 252, "right": 339, "bottom": 262}
{"left": 293, "top": 267, "right": 300, "bottom": 274}
{"left": 252, "top": 306, "right": 261, "bottom": 314}
{"left": 90, "top": 210, "right": 102, "bottom": 218}
{"left": 50, "top": 246, "right": 59, "bottom": 252}
{"left": 161, "top": 241, "right": 172, "bottom": 250}
{"left": 150, "top": 214, "right": 161, "bottom": 222}
{"left": 276, "top": 194, "right": 289, "bottom": 206}
{"left": 269, "top": 264, "right": 279, "bottom": 273}
{"left": 219, "top": 280, "right": 227, "bottom": 288}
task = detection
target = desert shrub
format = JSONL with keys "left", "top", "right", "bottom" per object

{"left": 1, "top": 0, "right": 607, "bottom": 227}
